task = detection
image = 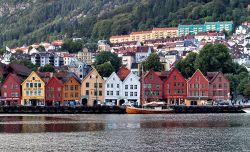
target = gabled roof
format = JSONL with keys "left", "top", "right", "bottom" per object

{"left": 165, "top": 67, "right": 186, "bottom": 83}
{"left": 207, "top": 71, "right": 229, "bottom": 83}
{"left": 106, "top": 72, "right": 122, "bottom": 83}
{"left": 117, "top": 66, "right": 131, "bottom": 81}
{"left": 187, "top": 69, "right": 209, "bottom": 82}
{"left": 46, "top": 76, "right": 63, "bottom": 86}
{"left": 2, "top": 73, "right": 22, "bottom": 86}
{"left": 56, "top": 72, "right": 81, "bottom": 84}
{"left": 8, "top": 63, "right": 32, "bottom": 77}
{"left": 21, "top": 71, "right": 45, "bottom": 85}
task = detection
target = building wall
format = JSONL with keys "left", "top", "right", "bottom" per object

{"left": 187, "top": 70, "right": 209, "bottom": 105}
{"left": 141, "top": 71, "right": 163, "bottom": 104}
{"left": 21, "top": 71, "right": 45, "bottom": 105}
{"left": 45, "top": 77, "right": 63, "bottom": 104}
{"left": 1, "top": 74, "right": 21, "bottom": 105}
{"left": 110, "top": 28, "right": 178, "bottom": 43}
{"left": 122, "top": 72, "right": 141, "bottom": 105}
{"left": 62, "top": 77, "right": 81, "bottom": 103}
{"left": 178, "top": 21, "right": 233, "bottom": 36}
{"left": 209, "top": 72, "right": 230, "bottom": 101}
{"left": 81, "top": 69, "right": 105, "bottom": 106}
{"left": 104, "top": 72, "right": 123, "bottom": 105}
{"left": 163, "top": 68, "right": 187, "bottom": 104}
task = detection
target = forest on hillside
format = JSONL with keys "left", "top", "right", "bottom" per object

{"left": 0, "top": 0, "right": 249, "bottom": 48}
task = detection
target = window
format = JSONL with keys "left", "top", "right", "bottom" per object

{"left": 99, "top": 91, "right": 102, "bottom": 96}
{"left": 130, "top": 92, "right": 133, "bottom": 96}
{"left": 94, "top": 91, "right": 97, "bottom": 96}
{"left": 110, "top": 91, "right": 113, "bottom": 96}
{"left": 38, "top": 90, "right": 41, "bottom": 96}
{"left": 58, "top": 88, "right": 61, "bottom": 91}
{"left": 75, "top": 93, "right": 78, "bottom": 98}
{"left": 224, "top": 83, "right": 227, "bottom": 88}
{"left": 134, "top": 92, "right": 137, "bottom": 96}
{"left": 99, "top": 83, "right": 102, "bottom": 88}
{"left": 32, "top": 77, "right": 35, "bottom": 80}
{"left": 70, "top": 85, "right": 74, "bottom": 91}
{"left": 75, "top": 85, "right": 78, "bottom": 90}
{"left": 111, "top": 84, "right": 113, "bottom": 88}
{"left": 202, "top": 84, "right": 205, "bottom": 88}
{"left": 117, "top": 84, "right": 119, "bottom": 88}
{"left": 219, "top": 91, "right": 222, "bottom": 96}
{"left": 125, "top": 92, "right": 128, "bottom": 96}
{"left": 86, "top": 90, "right": 89, "bottom": 95}
{"left": 213, "top": 91, "right": 216, "bottom": 96}
{"left": 38, "top": 83, "right": 41, "bottom": 88}
{"left": 173, "top": 75, "right": 177, "bottom": 80}
{"left": 213, "top": 84, "right": 216, "bottom": 88}
{"left": 156, "top": 84, "right": 160, "bottom": 89}
{"left": 65, "top": 85, "right": 68, "bottom": 91}
{"left": 107, "top": 84, "right": 109, "bottom": 88}
{"left": 4, "top": 92, "right": 7, "bottom": 97}
{"left": 26, "top": 91, "right": 29, "bottom": 96}
{"left": 125, "top": 85, "right": 128, "bottom": 89}
{"left": 30, "top": 83, "right": 33, "bottom": 88}
{"left": 134, "top": 85, "right": 137, "bottom": 89}
{"left": 30, "top": 91, "right": 33, "bottom": 96}
{"left": 219, "top": 77, "right": 222, "bottom": 82}
{"left": 116, "top": 91, "right": 119, "bottom": 96}
{"left": 34, "top": 83, "right": 37, "bottom": 88}
{"left": 70, "top": 93, "right": 74, "bottom": 98}
{"left": 58, "top": 93, "right": 61, "bottom": 98}
{"left": 34, "top": 90, "right": 37, "bottom": 96}
{"left": 219, "top": 84, "right": 222, "bottom": 89}
{"left": 94, "top": 83, "right": 98, "bottom": 88}
{"left": 86, "top": 83, "right": 89, "bottom": 88}
{"left": 130, "top": 85, "right": 133, "bottom": 89}
{"left": 189, "top": 83, "right": 192, "bottom": 88}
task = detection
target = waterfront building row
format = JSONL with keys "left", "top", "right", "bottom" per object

{"left": 0, "top": 66, "right": 230, "bottom": 107}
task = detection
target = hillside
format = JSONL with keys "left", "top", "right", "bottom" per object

{"left": 0, "top": 0, "right": 249, "bottom": 48}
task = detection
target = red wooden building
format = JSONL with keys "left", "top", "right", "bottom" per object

{"left": 0, "top": 74, "right": 22, "bottom": 105}
{"left": 141, "top": 71, "right": 163, "bottom": 104}
{"left": 163, "top": 67, "right": 187, "bottom": 105}
{"left": 45, "top": 76, "right": 64, "bottom": 106}
{"left": 207, "top": 72, "right": 230, "bottom": 101}
{"left": 186, "top": 69, "right": 209, "bottom": 105}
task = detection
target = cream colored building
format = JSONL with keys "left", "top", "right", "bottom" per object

{"left": 77, "top": 48, "right": 92, "bottom": 65}
{"left": 81, "top": 68, "right": 105, "bottom": 106}
{"left": 110, "top": 27, "right": 178, "bottom": 43}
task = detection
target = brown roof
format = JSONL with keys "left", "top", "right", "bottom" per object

{"left": 9, "top": 63, "right": 32, "bottom": 77}
{"left": 117, "top": 66, "right": 131, "bottom": 81}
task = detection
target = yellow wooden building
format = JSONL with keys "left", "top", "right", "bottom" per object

{"left": 21, "top": 71, "right": 45, "bottom": 106}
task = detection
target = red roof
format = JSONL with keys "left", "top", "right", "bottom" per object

{"left": 110, "top": 35, "right": 130, "bottom": 39}
{"left": 131, "top": 31, "right": 152, "bottom": 35}
{"left": 52, "top": 40, "right": 63, "bottom": 46}
{"left": 117, "top": 66, "right": 131, "bottom": 81}
{"left": 152, "top": 27, "right": 178, "bottom": 31}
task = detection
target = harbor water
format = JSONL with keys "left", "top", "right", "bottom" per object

{"left": 0, "top": 114, "right": 250, "bottom": 151}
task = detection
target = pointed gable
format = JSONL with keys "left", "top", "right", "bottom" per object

{"left": 117, "top": 66, "right": 131, "bottom": 81}
{"left": 106, "top": 72, "right": 121, "bottom": 83}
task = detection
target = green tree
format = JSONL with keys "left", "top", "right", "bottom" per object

{"left": 142, "top": 53, "right": 163, "bottom": 72}
{"left": 62, "top": 39, "right": 83, "bottom": 53}
{"left": 39, "top": 64, "right": 55, "bottom": 72}
{"left": 195, "top": 44, "right": 233, "bottom": 74}
{"left": 176, "top": 52, "right": 198, "bottom": 78}
{"left": 96, "top": 62, "right": 115, "bottom": 77}
{"left": 95, "top": 51, "right": 122, "bottom": 72}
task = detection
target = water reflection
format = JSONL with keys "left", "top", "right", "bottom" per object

{"left": 0, "top": 116, "right": 105, "bottom": 133}
{"left": 0, "top": 114, "right": 246, "bottom": 133}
